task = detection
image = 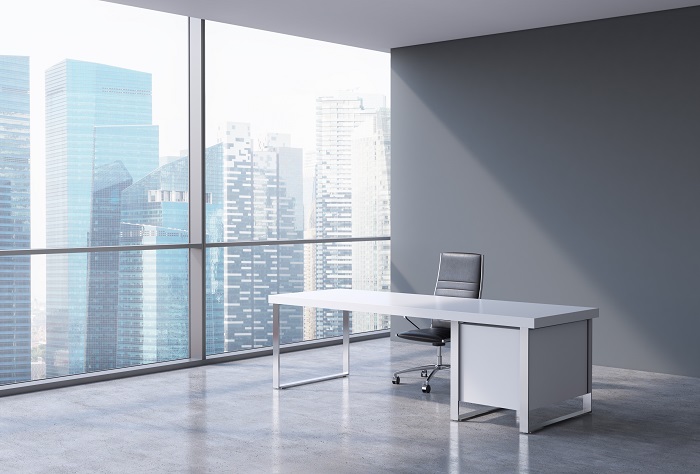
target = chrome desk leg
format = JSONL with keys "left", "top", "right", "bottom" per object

{"left": 343, "top": 310, "right": 350, "bottom": 374}
{"left": 451, "top": 321, "right": 501, "bottom": 422}
{"left": 457, "top": 406, "right": 502, "bottom": 422}
{"left": 519, "top": 327, "right": 530, "bottom": 434}
{"left": 273, "top": 307, "right": 350, "bottom": 390}
{"left": 519, "top": 320, "right": 594, "bottom": 433}
{"left": 583, "top": 392, "right": 592, "bottom": 412}
{"left": 273, "top": 303, "right": 281, "bottom": 389}
{"left": 529, "top": 394, "right": 592, "bottom": 432}
{"left": 450, "top": 321, "right": 460, "bottom": 421}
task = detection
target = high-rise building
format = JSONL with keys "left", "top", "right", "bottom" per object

{"left": 258, "top": 134, "right": 304, "bottom": 346}
{"left": 312, "top": 94, "right": 385, "bottom": 338}
{"left": 302, "top": 151, "right": 317, "bottom": 340}
{"left": 351, "top": 108, "right": 391, "bottom": 332}
{"left": 216, "top": 123, "right": 304, "bottom": 351}
{"left": 45, "top": 60, "right": 158, "bottom": 377}
{"left": 219, "top": 122, "right": 253, "bottom": 350}
{"left": 86, "top": 124, "right": 160, "bottom": 372}
{"left": 119, "top": 157, "right": 189, "bottom": 367}
{"left": 205, "top": 143, "right": 225, "bottom": 356}
{"left": 86, "top": 161, "right": 133, "bottom": 372}
{"left": 0, "top": 55, "right": 31, "bottom": 383}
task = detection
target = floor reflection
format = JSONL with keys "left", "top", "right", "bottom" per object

{"left": 272, "top": 389, "right": 281, "bottom": 473}
{"left": 518, "top": 433, "right": 530, "bottom": 473}
{"left": 187, "top": 370, "right": 207, "bottom": 472}
{"left": 449, "top": 421, "right": 461, "bottom": 473}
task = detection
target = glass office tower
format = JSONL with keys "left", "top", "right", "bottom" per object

{"left": 204, "top": 143, "right": 225, "bottom": 355}
{"left": 45, "top": 60, "right": 158, "bottom": 377}
{"left": 86, "top": 161, "right": 133, "bottom": 372}
{"left": 351, "top": 107, "right": 391, "bottom": 332}
{"left": 216, "top": 123, "right": 304, "bottom": 351}
{"left": 0, "top": 55, "right": 31, "bottom": 383}
{"left": 86, "top": 125, "right": 160, "bottom": 372}
{"left": 312, "top": 94, "right": 385, "bottom": 337}
{"left": 119, "top": 157, "right": 189, "bottom": 367}
{"left": 252, "top": 134, "right": 304, "bottom": 347}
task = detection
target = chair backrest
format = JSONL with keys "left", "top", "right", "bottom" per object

{"left": 432, "top": 252, "right": 483, "bottom": 329}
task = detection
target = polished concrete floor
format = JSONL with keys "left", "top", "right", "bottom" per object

{"left": 1, "top": 338, "right": 699, "bottom": 473}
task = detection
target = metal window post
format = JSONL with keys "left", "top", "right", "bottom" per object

{"left": 189, "top": 17, "right": 206, "bottom": 361}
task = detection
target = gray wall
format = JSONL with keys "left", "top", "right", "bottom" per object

{"left": 390, "top": 7, "right": 700, "bottom": 377}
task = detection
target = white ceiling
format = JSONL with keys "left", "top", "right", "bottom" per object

{"left": 103, "top": 0, "right": 700, "bottom": 52}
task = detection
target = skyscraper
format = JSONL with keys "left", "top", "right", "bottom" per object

{"left": 86, "top": 161, "right": 133, "bottom": 372}
{"left": 119, "top": 157, "right": 189, "bottom": 367}
{"left": 0, "top": 55, "right": 31, "bottom": 383}
{"left": 311, "top": 94, "right": 385, "bottom": 338}
{"left": 205, "top": 143, "right": 225, "bottom": 356}
{"left": 45, "top": 60, "right": 158, "bottom": 377}
{"left": 216, "top": 123, "right": 304, "bottom": 351}
{"left": 257, "top": 134, "right": 304, "bottom": 347}
{"left": 351, "top": 107, "right": 391, "bottom": 332}
{"left": 219, "top": 122, "right": 253, "bottom": 350}
{"left": 86, "top": 124, "right": 160, "bottom": 372}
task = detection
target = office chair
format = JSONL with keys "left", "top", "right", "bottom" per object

{"left": 392, "top": 252, "right": 483, "bottom": 393}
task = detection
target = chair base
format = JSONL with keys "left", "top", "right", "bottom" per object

{"left": 392, "top": 346, "right": 449, "bottom": 393}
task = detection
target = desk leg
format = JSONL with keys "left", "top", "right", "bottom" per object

{"left": 519, "top": 327, "right": 530, "bottom": 434}
{"left": 273, "top": 306, "right": 350, "bottom": 389}
{"left": 450, "top": 321, "right": 460, "bottom": 421}
{"left": 519, "top": 320, "right": 594, "bottom": 433}
{"left": 343, "top": 310, "right": 350, "bottom": 374}
{"left": 583, "top": 319, "right": 593, "bottom": 414}
{"left": 586, "top": 318, "right": 593, "bottom": 413}
{"left": 451, "top": 322, "right": 503, "bottom": 422}
{"left": 273, "top": 303, "right": 281, "bottom": 389}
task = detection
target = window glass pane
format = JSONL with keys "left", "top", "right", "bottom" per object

{"left": 204, "top": 21, "right": 391, "bottom": 245}
{"left": 203, "top": 22, "right": 391, "bottom": 353}
{"left": 3, "top": 250, "right": 189, "bottom": 385}
{"left": 206, "top": 241, "right": 390, "bottom": 355}
{"left": 0, "top": 0, "right": 188, "bottom": 253}
{"left": 0, "top": 56, "right": 30, "bottom": 254}
{"left": 0, "top": 254, "right": 31, "bottom": 383}
{"left": 0, "top": 0, "right": 188, "bottom": 385}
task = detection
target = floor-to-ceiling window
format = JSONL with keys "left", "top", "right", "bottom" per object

{"left": 0, "top": 0, "right": 188, "bottom": 384}
{"left": 0, "top": 1, "right": 390, "bottom": 390}
{"left": 204, "top": 22, "right": 391, "bottom": 355}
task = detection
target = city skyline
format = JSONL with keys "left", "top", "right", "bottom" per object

{"left": 1, "top": 48, "right": 390, "bottom": 382}
{"left": 1, "top": 3, "right": 389, "bottom": 311}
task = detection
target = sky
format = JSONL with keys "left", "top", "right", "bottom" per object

{"left": 205, "top": 20, "right": 391, "bottom": 150}
{"left": 1, "top": 0, "right": 390, "bottom": 302}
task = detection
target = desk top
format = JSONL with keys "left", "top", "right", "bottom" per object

{"left": 269, "top": 289, "right": 598, "bottom": 329}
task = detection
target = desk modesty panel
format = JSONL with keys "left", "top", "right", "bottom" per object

{"left": 268, "top": 289, "right": 597, "bottom": 329}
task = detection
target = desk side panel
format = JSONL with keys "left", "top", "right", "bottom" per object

{"left": 529, "top": 320, "right": 589, "bottom": 410}
{"left": 459, "top": 324, "right": 520, "bottom": 410}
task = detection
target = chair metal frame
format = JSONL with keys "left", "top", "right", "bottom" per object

{"left": 392, "top": 252, "right": 483, "bottom": 393}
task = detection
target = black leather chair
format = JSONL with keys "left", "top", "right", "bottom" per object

{"left": 392, "top": 252, "right": 483, "bottom": 393}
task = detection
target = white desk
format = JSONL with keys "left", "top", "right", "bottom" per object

{"left": 268, "top": 289, "right": 598, "bottom": 433}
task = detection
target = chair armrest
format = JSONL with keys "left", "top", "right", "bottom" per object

{"left": 403, "top": 315, "right": 421, "bottom": 330}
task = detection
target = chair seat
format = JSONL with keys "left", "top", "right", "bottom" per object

{"left": 397, "top": 327, "right": 450, "bottom": 345}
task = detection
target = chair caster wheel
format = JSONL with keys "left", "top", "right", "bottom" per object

{"left": 422, "top": 384, "right": 431, "bottom": 393}
{"left": 392, "top": 376, "right": 400, "bottom": 384}
{"left": 421, "top": 370, "right": 428, "bottom": 377}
